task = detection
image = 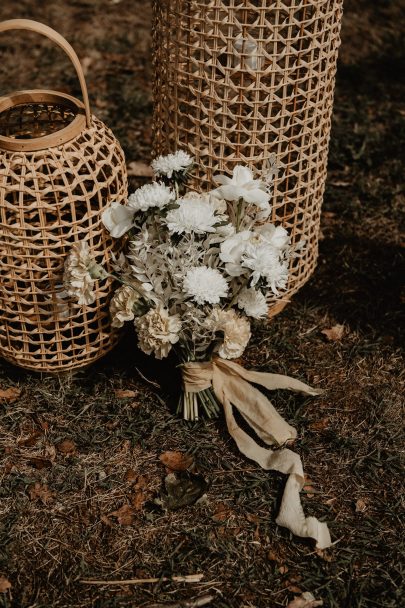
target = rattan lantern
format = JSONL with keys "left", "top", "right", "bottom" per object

{"left": 0, "top": 20, "right": 127, "bottom": 372}
{"left": 153, "top": 1, "right": 343, "bottom": 315}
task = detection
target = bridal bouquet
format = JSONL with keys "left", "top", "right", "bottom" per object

{"left": 64, "top": 151, "right": 292, "bottom": 419}
{"left": 63, "top": 151, "right": 332, "bottom": 549}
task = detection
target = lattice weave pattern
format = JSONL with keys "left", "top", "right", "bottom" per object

{"left": 153, "top": 0, "right": 343, "bottom": 310}
{"left": 0, "top": 115, "right": 127, "bottom": 372}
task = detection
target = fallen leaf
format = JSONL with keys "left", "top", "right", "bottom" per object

{"left": 100, "top": 514, "right": 114, "bottom": 527}
{"left": 29, "top": 482, "right": 54, "bottom": 504}
{"left": 115, "top": 389, "right": 136, "bottom": 399}
{"left": 27, "top": 457, "right": 52, "bottom": 470}
{"left": 279, "top": 565, "right": 289, "bottom": 574}
{"left": 315, "top": 548, "right": 333, "bottom": 562}
{"left": 56, "top": 439, "right": 76, "bottom": 455}
{"left": 17, "top": 430, "right": 42, "bottom": 447}
{"left": 110, "top": 504, "right": 135, "bottom": 525}
{"left": 160, "top": 450, "right": 194, "bottom": 471}
{"left": 127, "top": 161, "right": 154, "bottom": 178}
{"left": 0, "top": 387, "right": 21, "bottom": 403}
{"left": 132, "top": 490, "right": 147, "bottom": 511}
{"left": 303, "top": 476, "right": 315, "bottom": 498}
{"left": 246, "top": 512, "right": 260, "bottom": 524}
{"left": 321, "top": 324, "right": 344, "bottom": 341}
{"left": 212, "top": 502, "right": 233, "bottom": 522}
{"left": 124, "top": 468, "right": 137, "bottom": 483}
{"left": 0, "top": 575, "right": 11, "bottom": 592}
{"left": 287, "top": 592, "right": 323, "bottom": 608}
{"left": 309, "top": 417, "right": 330, "bottom": 432}
{"left": 288, "top": 585, "right": 303, "bottom": 594}
{"left": 355, "top": 498, "right": 368, "bottom": 513}
{"left": 160, "top": 471, "right": 208, "bottom": 510}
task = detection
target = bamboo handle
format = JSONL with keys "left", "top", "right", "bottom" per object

{"left": 0, "top": 19, "right": 92, "bottom": 127}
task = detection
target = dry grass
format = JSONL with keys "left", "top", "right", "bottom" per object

{"left": 0, "top": 1, "right": 404, "bottom": 607}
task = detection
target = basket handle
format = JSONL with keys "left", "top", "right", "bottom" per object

{"left": 0, "top": 19, "right": 92, "bottom": 127}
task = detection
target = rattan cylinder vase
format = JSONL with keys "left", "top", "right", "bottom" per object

{"left": 153, "top": 0, "right": 343, "bottom": 314}
{"left": 0, "top": 20, "right": 127, "bottom": 372}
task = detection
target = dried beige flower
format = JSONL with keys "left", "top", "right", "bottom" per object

{"left": 134, "top": 305, "right": 181, "bottom": 359}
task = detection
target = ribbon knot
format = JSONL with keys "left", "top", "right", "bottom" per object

{"left": 181, "top": 357, "right": 331, "bottom": 549}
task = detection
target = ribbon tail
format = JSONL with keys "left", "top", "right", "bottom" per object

{"left": 276, "top": 475, "right": 332, "bottom": 550}
{"left": 217, "top": 359, "right": 323, "bottom": 396}
{"left": 219, "top": 386, "right": 331, "bottom": 549}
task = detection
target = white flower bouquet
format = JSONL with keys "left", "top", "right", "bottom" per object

{"left": 65, "top": 151, "right": 292, "bottom": 420}
{"left": 63, "top": 151, "right": 332, "bottom": 549}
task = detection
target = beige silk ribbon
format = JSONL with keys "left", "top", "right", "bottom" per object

{"left": 181, "top": 358, "right": 331, "bottom": 549}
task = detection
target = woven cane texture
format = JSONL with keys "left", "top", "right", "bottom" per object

{"left": 0, "top": 111, "right": 127, "bottom": 372}
{"left": 153, "top": 0, "right": 343, "bottom": 311}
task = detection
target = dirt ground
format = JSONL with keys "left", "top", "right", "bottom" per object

{"left": 0, "top": 1, "right": 404, "bottom": 607}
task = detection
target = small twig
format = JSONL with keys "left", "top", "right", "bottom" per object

{"left": 145, "top": 593, "right": 215, "bottom": 608}
{"left": 80, "top": 574, "right": 204, "bottom": 585}
{"left": 135, "top": 367, "right": 161, "bottom": 389}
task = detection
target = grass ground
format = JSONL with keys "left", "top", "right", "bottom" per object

{"left": 0, "top": 1, "right": 404, "bottom": 607}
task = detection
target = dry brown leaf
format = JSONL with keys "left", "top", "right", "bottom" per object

{"left": 29, "top": 482, "right": 54, "bottom": 505}
{"left": 0, "top": 575, "right": 11, "bottom": 593}
{"left": 321, "top": 324, "right": 345, "bottom": 341}
{"left": 279, "top": 565, "right": 289, "bottom": 574}
{"left": 127, "top": 161, "right": 154, "bottom": 178}
{"left": 17, "top": 430, "right": 42, "bottom": 447}
{"left": 160, "top": 450, "right": 194, "bottom": 471}
{"left": 100, "top": 514, "right": 114, "bottom": 527}
{"left": 212, "top": 502, "right": 233, "bottom": 522}
{"left": 315, "top": 547, "right": 334, "bottom": 562}
{"left": 246, "top": 513, "right": 260, "bottom": 524}
{"left": 27, "top": 457, "right": 52, "bottom": 470}
{"left": 309, "top": 417, "right": 330, "bottom": 431}
{"left": 355, "top": 498, "right": 368, "bottom": 513}
{"left": 303, "top": 476, "right": 315, "bottom": 498}
{"left": 57, "top": 439, "right": 76, "bottom": 455}
{"left": 115, "top": 389, "right": 136, "bottom": 399}
{"left": 124, "top": 468, "right": 137, "bottom": 483}
{"left": 287, "top": 592, "right": 323, "bottom": 608}
{"left": 110, "top": 504, "right": 135, "bottom": 526}
{"left": 131, "top": 490, "right": 147, "bottom": 511}
{"left": 0, "top": 387, "right": 21, "bottom": 403}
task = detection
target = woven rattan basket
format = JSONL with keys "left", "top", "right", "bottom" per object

{"left": 0, "top": 20, "right": 127, "bottom": 372}
{"left": 153, "top": 0, "right": 343, "bottom": 315}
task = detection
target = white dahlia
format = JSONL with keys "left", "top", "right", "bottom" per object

{"left": 237, "top": 287, "right": 268, "bottom": 319}
{"left": 63, "top": 241, "right": 102, "bottom": 306}
{"left": 151, "top": 150, "right": 193, "bottom": 178}
{"left": 183, "top": 266, "right": 228, "bottom": 305}
{"left": 210, "top": 308, "right": 251, "bottom": 359}
{"left": 165, "top": 195, "right": 218, "bottom": 234}
{"left": 110, "top": 285, "right": 139, "bottom": 328}
{"left": 134, "top": 305, "right": 181, "bottom": 359}
{"left": 128, "top": 182, "right": 174, "bottom": 213}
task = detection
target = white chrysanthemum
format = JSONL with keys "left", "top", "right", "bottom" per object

{"left": 110, "top": 285, "right": 140, "bottom": 328}
{"left": 63, "top": 241, "right": 101, "bottom": 306}
{"left": 134, "top": 305, "right": 181, "bottom": 359}
{"left": 214, "top": 165, "right": 271, "bottom": 211}
{"left": 237, "top": 287, "right": 268, "bottom": 319}
{"left": 128, "top": 182, "right": 174, "bottom": 213}
{"left": 210, "top": 308, "right": 251, "bottom": 359}
{"left": 242, "top": 242, "right": 289, "bottom": 293}
{"left": 151, "top": 151, "right": 193, "bottom": 178}
{"left": 183, "top": 266, "right": 228, "bottom": 305}
{"left": 165, "top": 196, "right": 218, "bottom": 234}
